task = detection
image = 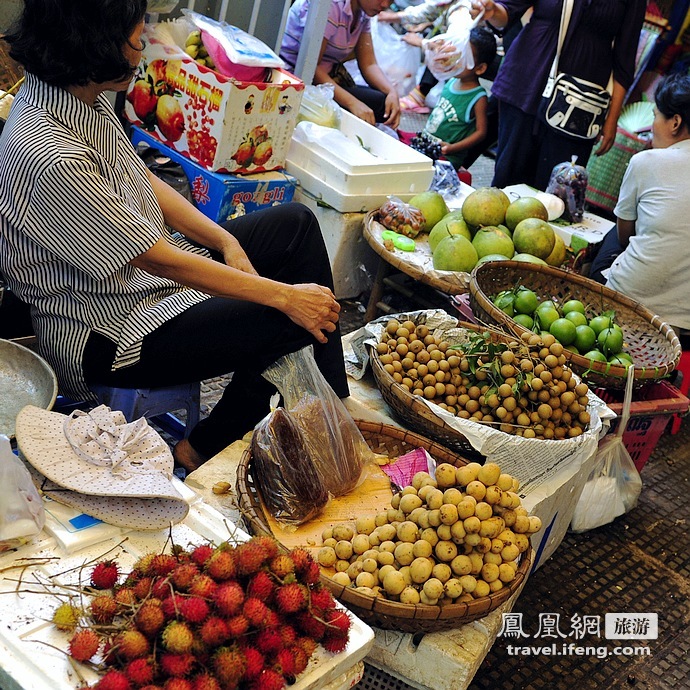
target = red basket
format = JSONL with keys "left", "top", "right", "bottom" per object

{"left": 595, "top": 380, "right": 689, "bottom": 471}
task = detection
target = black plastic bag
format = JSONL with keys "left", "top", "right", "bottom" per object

{"left": 135, "top": 143, "right": 194, "bottom": 203}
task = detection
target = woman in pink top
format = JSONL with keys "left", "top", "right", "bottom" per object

{"left": 281, "top": 0, "right": 400, "bottom": 128}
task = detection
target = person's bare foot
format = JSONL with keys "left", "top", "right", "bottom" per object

{"left": 173, "top": 438, "right": 207, "bottom": 473}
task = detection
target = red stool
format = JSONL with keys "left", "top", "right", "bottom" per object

{"left": 671, "top": 350, "right": 690, "bottom": 434}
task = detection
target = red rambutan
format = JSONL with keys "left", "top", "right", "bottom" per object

{"left": 52, "top": 602, "right": 81, "bottom": 631}
{"left": 205, "top": 549, "right": 237, "bottom": 582}
{"left": 90, "top": 560, "right": 120, "bottom": 590}
{"left": 287, "top": 547, "right": 312, "bottom": 573}
{"left": 242, "top": 647, "right": 265, "bottom": 680}
{"left": 301, "top": 560, "right": 322, "bottom": 587}
{"left": 294, "top": 635, "right": 317, "bottom": 659}
{"left": 242, "top": 597, "right": 271, "bottom": 628}
{"left": 132, "top": 554, "right": 156, "bottom": 576}
{"left": 90, "top": 595, "right": 118, "bottom": 625}
{"left": 163, "top": 678, "right": 193, "bottom": 690}
{"left": 309, "top": 586, "right": 335, "bottom": 612}
{"left": 294, "top": 611, "right": 326, "bottom": 640}
{"left": 152, "top": 577, "right": 173, "bottom": 600}
{"left": 94, "top": 669, "right": 132, "bottom": 690}
{"left": 199, "top": 616, "right": 230, "bottom": 648}
{"left": 235, "top": 541, "right": 269, "bottom": 576}
{"left": 190, "top": 673, "right": 222, "bottom": 690}
{"left": 190, "top": 543, "right": 214, "bottom": 568}
{"left": 225, "top": 614, "right": 249, "bottom": 638}
{"left": 251, "top": 535, "right": 280, "bottom": 561}
{"left": 275, "top": 583, "right": 308, "bottom": 614}
{"left": 150, "top": 554, "right": 179, "bottom": 577}
{"left": 68, "top": 628, "right": 100, "bottom": 662}
{"left": 170, "top": 563, "right": 200, "bottom": 591}
{"left": 125, "top": 657, "right": 155, "bottom": 686}
{"left": 246, "top": 570, "right": 275, "bottom": 601}
{"left": 135, "top": 601, "right": 166, "bottom": 638}
{"left": 322, "top": 634, "right": 348, "bottom": 654}
{"left": 212, "top": 646, "right": 246, "bottom": 688}
{"left": 114, "top": 629, "right": 150, "bottom": 660}
{"left": 188, "top": 574, "right": 217, "bottom": 599}
{"left": 263, "top": 609, "right": 280, "bottom": 629}
{"left": 268, "top": 554, "right": 295, "bottom": 579}
{"left": 179, "top": 596, "right": 210, "bottom": 625}
{"left": 324, "top": 608, "right": 351, "bottom": 636}
{"left": 291, "top": 645, "right": 309, "bottom": 675}
{"left": 159, "top": 652, "right": 196, "bottom": 678}
{"left": 133, "top": 576, "right": 154, "bottom": 601}
{"left": 213, "top": 582, "right": 245, "bottom": 617}
{"left": 162, "top": 621, "right": 194, "bottom": 654}
{"left": 161, "top": 594, "right": 184, "bottom": 620}
{"left": 249, "top": 668, "right": 285, "bottom": 690}
{"left": 278, "top": 625, "right": 297, "bottom": 647}
{"left": 275, "top": 647, "right": 296, "bottom": 676}
{"left": 115, "top": 587, "right": 138, "bottom": 610}
{"left": 254, "top": 627, "right": 283, "bottom": 655}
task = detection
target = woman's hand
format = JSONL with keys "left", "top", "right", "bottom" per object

{"left": 350, "top": 99, "right": 377, "bottom": 125}
{"left": 595, "top": 117, "right": 618, "bottom": 156}
{"left": 383, "top": 91, "right": 401, "bottom": 129}
{"left": 283, "top": 283, "right": 341, "bottom": 344}
{"left": 402, "top": 32, "right": 425, "bottom": 48}
{"left": 470, "top": 0, "right": 507, "bottom": 27}
{"left": 220, "top": 235, "right": 258, "bottom": 275}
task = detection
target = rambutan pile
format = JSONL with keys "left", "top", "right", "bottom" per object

{"left": 55, "top": 536, "right": 351, "bottom": 689}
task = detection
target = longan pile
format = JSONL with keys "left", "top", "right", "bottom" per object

{"left": 374, "top": 318, "right": 592, "bottom": 439}
{"left": 317, "top": 461, "right": 540, "bottom": 605}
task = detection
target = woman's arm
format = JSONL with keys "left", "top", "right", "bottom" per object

{"left": 616, "top": 218, "right": 635, "bottom": 248}
{"left": 355, "top": 32, "right": 400, "bottom": 128}
{"left": 147, "top": 171, "right": 257, "bottom": 275}
{"left": 595, "top": 80, "right": 626, "bottom": 157}
{"left": 130, "top": 238, "right": 340, "bottom": 343}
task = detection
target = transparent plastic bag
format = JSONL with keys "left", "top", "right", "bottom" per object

{"left": 297, "top": 84, "right": 342, "bottom": 129}
{"left": 546, "top": 156, "right": 589, "bottom": 223}
{"left": 251, "top": 404, "right": 329, "bottom": 525}
{"left": 424, "top": 6, "right": 477, "bottom": 81}
{"left": 0, "top": 435, "right": 45, "bottom": 551}
{"left": 371, "top": 17, "right": 422, "bottom": 97}
{"left": 570, "top": 367, "right": 642, "bottom": 533}
{"left": 262, "top": 347, "right": 374, "bottom": 497}
{"left": 378, "top": 195, "right": 426, "bottom": 238}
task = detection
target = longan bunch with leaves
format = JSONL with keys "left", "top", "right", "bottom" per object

{"left": 374, "top": 318, "right": 591, "bottom": 439}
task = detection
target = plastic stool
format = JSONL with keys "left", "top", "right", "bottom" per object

{"left": 671, "top": 350, "right": 690, "bottom": 434}
{"left": 89, "top": 382, "right": 201, "bottom": 440}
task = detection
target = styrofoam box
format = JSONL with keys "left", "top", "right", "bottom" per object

{"left": 0, "top": 493, "right": 374, "bottom": 690}
{"left": 285, "top": 110, "right": 434, "bottom": 212}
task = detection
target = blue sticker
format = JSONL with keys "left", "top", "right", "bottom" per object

{"left": 69, "top": 514, "right": 103, "bottom": 530}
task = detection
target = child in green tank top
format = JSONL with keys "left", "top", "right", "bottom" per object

{"left": 424, "top": 26, "right": 497, "bottom": 170}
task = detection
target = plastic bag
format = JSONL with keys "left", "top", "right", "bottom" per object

{"left": 570, "top": 367, "right": 642, "bottom": 533}
{"left": 378, "top": 195, "right": 426, "bottom": 238}
{"left": 424, "top": 6, "right": 478, "bottom": 81}
{"left": 0, "top": 435, "right": 45, "bottom": 551}
{"left": 251, "top": 404, "right": 329, "bottom": 525}
{"left": 546, "top": 156, "right": 589, "bottom": 223}
{"left": 261, "top": 346, "right": 374, "bottom": 497}
{"left": 371, "top": 17, "right": 422, "bottom": 97}
{"left": 429, "top": 160, "right": 462, "bottom": 197}
{"left": 297, "top": 84, "right": 342, "bottom": 129}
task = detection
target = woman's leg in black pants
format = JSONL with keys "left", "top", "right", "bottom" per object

{"left": 343, "top": 85, "right": 387, "bottom": 122}
{"left": 83, "top": 203, "right": 348, "bottom": 459}
{"left": 588, "top": 226, "right": 623, "bottom": 284}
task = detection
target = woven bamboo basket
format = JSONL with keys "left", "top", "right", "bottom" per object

{"left": 236, "top": 419, "right": 531, "bottom": 632}
{"left": 364, "top": 210, "right": 470, "bottom": 295}
{"left": 469, "top": 261, "right": 681, "bottom": 390}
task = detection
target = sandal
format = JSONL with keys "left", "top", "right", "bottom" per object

{"left": 399, "top": 87, "right": 430, "bottom": 114}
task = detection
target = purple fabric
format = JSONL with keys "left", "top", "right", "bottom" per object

{"left": 491, "top": 0, "right": 646, "bottom": 116}
{"left": 280, "top": 0, "right": 372, "bottom": 73}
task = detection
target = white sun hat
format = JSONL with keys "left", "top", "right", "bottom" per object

{"left": 15, "top": 405, "right": 190, "bottom": 529}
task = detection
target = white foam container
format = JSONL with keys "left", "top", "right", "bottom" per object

{"left": 0, "top": 494, "right": 375, "bottom": 690}
{"left": 286, "top": 110, "right": 434, "bottom": 212}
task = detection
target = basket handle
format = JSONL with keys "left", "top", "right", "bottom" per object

{"left": 616, "top": 365, "right": 635, "bottom": 438}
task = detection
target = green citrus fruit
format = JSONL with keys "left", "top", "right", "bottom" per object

{"left": 573, "top": 325, "right": 597, "bottom": 353}
{"left": 514, "top": 288, "right": 539, "bottom": 315}
{"left": 539, "top": 300, "right": 556, "bottom": 311}
{"left": 562, "top": 299, "right": 586, "bottom": 315}
{"left": 550, "top": 318, "right": 577, "bottom": 346}
{"left": 565, "top": 344, "right": 580, "bottom": 354}
{"left": 535, "top": 305, "right": 560, "bottom": 331}
{"left": 513, "top": 313, "right": 535, "bottom": 330}
{"left": 584, "top": 349, "right": 607, "bottom": 362}
{"left": 597, "top": 327, "right": 624, "bottom": 355}
{"left": 589, "top": 314, "right": 614, "bottom": 335}
{"left": 565, "top": 311, "right": 588, "bottom": 328}
{"left": 608, "top": 353, "right": 633, "bottom": 368}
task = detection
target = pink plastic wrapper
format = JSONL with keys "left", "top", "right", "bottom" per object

{"left": 381, "top": 447, "right": 436, "bottom": 492}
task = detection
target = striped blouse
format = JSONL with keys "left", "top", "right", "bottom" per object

{"left": 0, "top": 73, "right": 210, "bottom": 400}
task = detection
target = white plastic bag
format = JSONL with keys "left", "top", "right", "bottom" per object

{"left": 371, "top": 17, "right": 422, "bottom": 97}
{"left": 570, "top": 367, "right": 642, "bottom": 533}
{"left": 424, "top": 6, "right": 479, "bottom": 81}
{"left": 297, "top": 85, "right": 342, "bottom": 129}
{"left": 0, "top": 435, "right": 45, "bottom": 551}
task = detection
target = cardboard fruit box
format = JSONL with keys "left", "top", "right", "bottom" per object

{"left": 123, "top": 20, "right": 304, "bottom": 174}
{"left": 131, "top": 125, "right": 298, "bottom": 222}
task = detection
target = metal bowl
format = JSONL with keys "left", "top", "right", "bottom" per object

{"left": 0, "top": 339, "right": 57, "bottom": 439}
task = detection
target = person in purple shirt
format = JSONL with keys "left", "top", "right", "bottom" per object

{"left": 281, "top": 0, "right": 400, "bottom": 128}
{"left": 471, "top": 0, "right": 646, "bottom": 190}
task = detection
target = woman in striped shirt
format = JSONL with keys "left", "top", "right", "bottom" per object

{"left": 0, "top": 0, "right": 348, "bottom": 472}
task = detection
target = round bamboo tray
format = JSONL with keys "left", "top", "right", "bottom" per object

{"left": 236, "top": 419, "right": 531, "bottom": 633}
{"left": 469, "top": 261, "right": 681, "bottom": 390}
{"left": 364, "top": 210, "right": 470, "bottom": 295}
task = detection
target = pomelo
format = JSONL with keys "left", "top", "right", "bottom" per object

{"left": 461, "top": 188, "right": 506, "bottom": 229}
{"left": 505, "top": 196, "right": 549, "bottom": 231}
{"left": 544, "top": 233, "right": 567, "bottom": 267}
{"left": 512, "top": 253, "right": 548, "bottom": 265}
{"left": 409, "top": 191, "right": 449, "bottom": 233}
{"left": 432, "top": 235, "right": 478, "bottom": 272}
{"left": 478, "top": 186, "right": 511, "bottom": 215}
{"left": 428, "top": 216, "right": 472, "bottom": 253}
{"left": 476, "top": 253, "right": 511, "bottom": 266}
{"left": 513, "top": 218, "right": 556, "bottom": 259}
{"left": 471, "top": 226, "right": 515, "bottom": 259}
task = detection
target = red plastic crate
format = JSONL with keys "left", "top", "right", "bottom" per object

{"left": 594, "top": 380, "right": 689, "bottom": 472}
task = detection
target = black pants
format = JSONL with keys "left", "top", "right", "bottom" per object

{"left": 342, "top": 84, "right": 388, "bottom": 122}
{"left": 589, "top": 226, "right": 623, "bottom": 284}
{"left": 82, "top": 203, "right": 349, "bottom": 459}
{"left": 492, "top": 100, "right": 596, "bottom": 191}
